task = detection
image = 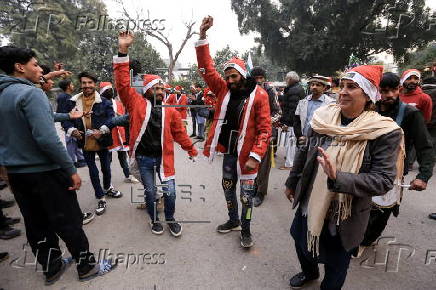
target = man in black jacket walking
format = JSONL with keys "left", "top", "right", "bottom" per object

{"left": 279, "top": 71, "right": 305, "bottom": 170}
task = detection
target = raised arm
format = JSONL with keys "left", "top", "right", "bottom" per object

{"left": 113, "top": 31, "right": 143, "bottom": 113}
{"left": 195, "top": 16, "right": 227, "bottom": 96}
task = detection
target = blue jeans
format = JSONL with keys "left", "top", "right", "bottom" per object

{"left": 83, "top": 149, "right": 111, "bottom": 199}
{"left": 222, "top": 154, "right": 256, "bottom": 235}
{"left": 136, "top": 155, "right": 176, "bottom": 222}
{"left": 109, "top": 151, "right": 130, "bottom": 178}
{"left": 66, "top": 136, "right": 84, "bottom": 163}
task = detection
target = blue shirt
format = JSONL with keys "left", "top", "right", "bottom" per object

{"left": 303, "top": 94, "right": 328, "bottom": 136}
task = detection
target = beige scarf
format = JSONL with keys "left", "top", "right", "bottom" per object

{"left": 307, "top": 104, "right": 405, "bottom": 255}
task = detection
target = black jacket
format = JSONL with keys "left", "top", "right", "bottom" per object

{"left": 377, "top": 99, "right": 434, "bottom": 182}
{"left": 280, "top": 83, "right": 305, "bottom": 126}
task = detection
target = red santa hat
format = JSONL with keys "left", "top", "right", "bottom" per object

{"left": 164, "top": 83, "right": 172, "bottom": 89}
{"left": 174, "top": 85, "right": 183, "bottom": 92}
{"left": 400, "top": 69, "right": 421, "bottom": 86}
{"left": 341, "top": 65, "right": 383, "bottom": 103}
{"left": 224, "top": 57, "right": 247, "bottom": 78}
{"left": 99, "top": 82, "right": 112, "bottom": 95}
{"left": 142, "top": 74, "right": 163, "bottom": 94}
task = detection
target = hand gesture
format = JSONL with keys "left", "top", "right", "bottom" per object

{"left": 69, "top": 173, "right": 82, "bottom": 191}
{"left": 69, "top": 108, "right": 84, "bottom": 119}
{"left": 317, "top": 147, "right": 336, "bottom": 180}
{"left": 199, "top": 16, "right": 213, "bottom": 39}
{"left": 284, "top": 187, "right": 295, "bottom": 203}
{"left": 118, "top": 30, "right": 134, "bottom": 54}
{"left": 244, "top": 157, "right": 259, "bottom": 171}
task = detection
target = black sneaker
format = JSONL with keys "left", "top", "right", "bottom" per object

{"left": 150, "top": 222, "right": 164, "bottom": 235}
{"left": 0, "top": 252, "right": 9, "bottom": 263}
{"left": 0, "top": 199, "right": 15, "bottom": 208}
{"left": 105, "top": 187, "right": 122, "bottom": 198}
{"left": 3, "top": 216, "right": 20, "bottom": 226}
{"left": 240, "top": 234, "right": 254, "bottom": 248}
{"left": 95, "top": 200, "right": 107, "bottom": 216}
{"left": 45, "top": 257, "right": 72, "bottom": 285}
{"left": 289, "top": 272, "right": 319, "bottom": 289}
{"left": 79, "top": 258, "right": 118, "bottom": 281}
{"left": 216, "top": 220, "right": 241, "bottom": 233}
{"left": 189, "top": 134, "right": 197, "bottom": 138}
{"left": 0, "top": 226, "right": 21, "bottom": 240}
{"left": 83, "top": 212, "right": 95, "bottom": 225}
{"left": 168, "top": 222, "right": 182, "bottom": 237}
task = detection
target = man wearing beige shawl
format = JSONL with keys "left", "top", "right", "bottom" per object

{"left": 284, "top": 65, "right": 404, "bottom": 289}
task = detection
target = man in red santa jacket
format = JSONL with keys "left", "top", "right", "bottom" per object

{"left": 196, "top": 16, "right": 271, "bottom": 248}
{"left": 400, "top": 69, "right": 433, "bottom": 122}
{"left": 99, "top": 82, "right": 139, "bottom": 184}
{"left": 166, "top": 85, "right": 189, "bottom": 127}
{"left": 113, "top": 31, "right": 198, "bottom": 238}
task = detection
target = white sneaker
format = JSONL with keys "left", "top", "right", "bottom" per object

{"left": 124, "top": 175, "right": 140, "bottom": 184}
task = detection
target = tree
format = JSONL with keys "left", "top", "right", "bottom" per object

{"left": 231, "top": 0, "right": 435, "bottom": 75}
{"left": 120, "top": 4, "right": 197, "bottom": 83}
{"left": 0, "top": 0, "right": 165, "bottom": 82}
{"left": 241, "top": 47, "right": 287, "bottom": 81}
{"left": 213, "top": 45, "right": 240, "bottom": 76}
{"left": 400, "top": 42, "right": 436, "bottom": 76}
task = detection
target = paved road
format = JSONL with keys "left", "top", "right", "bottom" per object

{"left": 1, "top": 123, "right": 436, "bottom": 289}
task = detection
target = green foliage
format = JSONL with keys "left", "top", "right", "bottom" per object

{"left": 400, "top": 42, "right": 436, "bottom": 72}
{"left": 0, "top": 0, "right": 165, "bottom": 83}
{"left": 231, "top": 0, "right": 435, "bottom": 75}
{"left": 213, "top": 45, "right": 239, "bottom": 75}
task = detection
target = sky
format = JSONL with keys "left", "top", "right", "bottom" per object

{"left": 103, "top": 0, "right": 259, "bottom": 67}
{"left": 104, "top": 0, "right": 436, "bottom": 68}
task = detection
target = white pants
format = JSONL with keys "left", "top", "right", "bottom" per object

{"left": 282, "top": 128, "right": 296, "bottom": 168}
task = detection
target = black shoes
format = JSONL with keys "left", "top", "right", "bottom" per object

{"left": 45, "top": 257, "right": 72, "bottom": 285}
{"left": 105, "top": 187, "right": 122, "bottom": 198}
{"left": 78, "top": 258, "right": 118, "bottom": 281}
{"left": 253, "top": 195, "right": 264, "bottom": 207}
{"left": 428, "top": 213, "right": 436, "bottom": 220}
{"left": 216, "top": 220, "right": 242, "bottom": 233}
{"left": 289, "top": 272, "right": 319, "bottom": 289}
{"left": 82, "top": 212, "right": 95, "bottom": 225}
{"left": 0, "top": 199, "right": 15, "bottom": 208}
{"left": 0, "top": 226, "right": 21, "bottom": 239}
{"left": 150, "top": 222, "right": 164, "bottom": 235}
{"left": 189, "top": 134, "right": 197, "bottom": 138}
{"left": 168, "top": 222, "right": 183, "bottom": 237}
{"left": 0, "top": 252, "right": 9, "bottom": 263}
{"left": 240, "top": 234, "right": 254, "bottom": 248}
{"left": 95, "top": 200, "right": 107, "bottom": 216}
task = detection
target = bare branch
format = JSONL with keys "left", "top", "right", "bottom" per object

{"left": 173, "top": 21, "right": 197, "bottom": 63}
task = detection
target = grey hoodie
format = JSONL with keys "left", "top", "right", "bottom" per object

{"left": 0, "top": 74, "right": 76, "bottom": 175}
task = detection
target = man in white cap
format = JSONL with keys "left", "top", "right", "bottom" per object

{"left": 400, "top": 69, "right": 432, "bottom": 122}
{"left": 293, "top": 75, "right": 335, "bottom": 140}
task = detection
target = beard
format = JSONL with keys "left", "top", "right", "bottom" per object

{"left": 404, "top": 82, "right": 418, "bottom": 90}
{"left": 227, "top": 80, "right": 245, "bottom": 94}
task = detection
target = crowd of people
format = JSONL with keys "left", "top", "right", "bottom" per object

{"left": 0, "top": 15, "right": 436, "bottom": 289}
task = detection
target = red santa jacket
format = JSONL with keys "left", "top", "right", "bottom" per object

{"left": 166, "top": 93, "right": 188, "bottom": 120}
{"left": 195, "top": 40, "right": 272, "bottom": 179}
{"left": 113, "top": 55, "right": 198, "bottom": 181}
{"left": 109, "top": 99, "right": 129, "bottom": 151}
{"left": 400, "top": 86, "right": 433, "bottom": 122}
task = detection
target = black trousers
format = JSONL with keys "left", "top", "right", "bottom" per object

{"left": 291, "top": 208, "right": 352, "bottom": 290}
{"left": 361, "top": 205, "right": 395, "bottom": 247}
{"left": 8, "top": 169, "right": 95, "bottom": 276}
